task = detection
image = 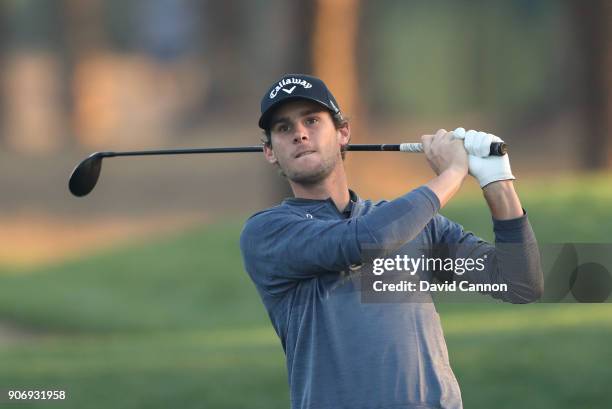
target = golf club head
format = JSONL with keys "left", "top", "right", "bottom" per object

{"left": 69, "top": 153, "right": 104, "bottom": 197}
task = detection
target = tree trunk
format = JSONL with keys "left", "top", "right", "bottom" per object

{"left": 570, "top": 0, "right": 612, "bottom": 169}
{"left": 312, "top": 0, "right": 361, "bottom": 140}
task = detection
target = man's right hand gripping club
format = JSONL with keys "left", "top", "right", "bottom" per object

{"left": 422, "top": 129, "right": 469, "bottom": 208}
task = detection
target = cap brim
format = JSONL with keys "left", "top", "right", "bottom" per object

{"left": 258, "top": 96, "right": 337, "bottom": 130}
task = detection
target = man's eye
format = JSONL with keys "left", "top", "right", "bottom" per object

{"left": 276, "top": 124, "right": 290, "bottom": 132}
{"left": 305, "top": 117, "right": 319, "bottom": 125}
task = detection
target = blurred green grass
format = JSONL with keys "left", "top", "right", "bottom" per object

{"left": 0, "top": 173, "right": 611, "bottom": 408}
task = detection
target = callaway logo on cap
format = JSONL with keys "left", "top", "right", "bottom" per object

{"left": 258, "top": 74, "right": 341, "bottom": 130}
{"left": 269, "top": 77, "right": 313, "bottom": 99}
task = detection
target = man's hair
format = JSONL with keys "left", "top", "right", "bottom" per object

{"left": 261, "top": 110, "right": 350, "bottom": 159}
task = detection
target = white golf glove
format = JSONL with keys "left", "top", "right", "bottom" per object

{"left": 453, "top": 127, "right": 515, "bottom": 188}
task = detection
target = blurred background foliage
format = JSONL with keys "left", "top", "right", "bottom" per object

{"left": 0, "top": 0, "right": 611, "bottom": 408}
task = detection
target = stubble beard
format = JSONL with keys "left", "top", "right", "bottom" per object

{"left": 283, "top": 152, "right": 340, "bottom": 185}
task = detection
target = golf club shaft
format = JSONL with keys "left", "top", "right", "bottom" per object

{"left": 68, "top": 142, "right": 507, "bottom": 197}
{"left": 96, "top": 142, "right": 506, "bottom": 158}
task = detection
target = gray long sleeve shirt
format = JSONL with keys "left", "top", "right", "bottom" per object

{"left": 239, "top": 186, "right": 543, "bottom": 409}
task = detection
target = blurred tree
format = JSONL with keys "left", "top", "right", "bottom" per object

{"left": 218, "top": 0, "right": 316, "bottom": 203}
{"left": 202, "top": 0, "right": 315, "bottom": 116}
{"left": 63, "top": 0, "right": 108, "bottom": 55}
{"left": 569, "top": 0, "right": 612, "bottom": 169}
{"left": 1, "top": 0, "right": 65, "bottom": 153}
{"left": 312, "top": 0, "right": 361, "bottom": 141}
{"left": 63, "top": 0, "right": 114, "bottom": 147}
{"left": 0, "top": 3, "right": 6, "bottom": 141}
{"left": 65, "top": 0, "right": 207, "bottom": 148}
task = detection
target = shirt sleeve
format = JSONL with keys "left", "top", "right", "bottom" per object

{"left": 240, "top": 186, "right": 440, "bottom": 291}
{"left": 432, "top": 211, "right": 544, "bottom": 303}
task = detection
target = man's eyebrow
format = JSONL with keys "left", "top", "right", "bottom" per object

{"left": 299, "top": 108, "right": 324, "bottom": 117}
{"left": 270, "top": 108, "right": 325, "bottom": 129}
{"left": 269, "top": 116, "right": 289, "bottom": 129}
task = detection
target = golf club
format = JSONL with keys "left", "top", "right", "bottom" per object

{"left": 68, "top": 142, "right": 507, "bottom": 197}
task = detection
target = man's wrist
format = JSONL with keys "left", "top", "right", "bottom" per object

{"left": 483, "top": 179, "right": 515, "bottom": 195}
{"left": 425, "top": 167, "right": 466, "bottom": 208}
{"left": 483, "top": 180, "right": 523, "bottom": 220}
{"left": 441, "top": 166, "right": 468, "bottom": 181}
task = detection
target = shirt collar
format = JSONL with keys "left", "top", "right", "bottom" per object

{"left": 283, "top": 189, "right": 360, "bottom": 212}
{"left": 342, "top": 190, "right": 358, "bottom": 215}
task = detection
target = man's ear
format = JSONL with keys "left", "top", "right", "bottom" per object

{"left": 263, "top": 143, "right": 277, "bottom": 164}
{"left": 337, "top": 122, "right": 351, "bottom": 147}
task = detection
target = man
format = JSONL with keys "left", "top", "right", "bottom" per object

{"left": 239, "top": 74, "right": 543, "bottom": 409}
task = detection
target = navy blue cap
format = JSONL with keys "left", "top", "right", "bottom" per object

{"left": 258, "top": 74, "right": 341, "bottom": 130}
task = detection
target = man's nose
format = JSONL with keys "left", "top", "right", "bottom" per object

{"left": 293, "top": 124, "right": 309, "bottom": 143}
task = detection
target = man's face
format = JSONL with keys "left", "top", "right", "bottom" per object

{"left": 263, "top": 100, "right": 350, "bottom": 185}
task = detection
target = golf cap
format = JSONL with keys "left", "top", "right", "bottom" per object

{"left": 258, "top": 74, "right": 341, "bottom": 130}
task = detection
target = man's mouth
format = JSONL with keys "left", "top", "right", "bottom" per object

{"left": 295, "top": 150, "right": 316, "bottom": 158}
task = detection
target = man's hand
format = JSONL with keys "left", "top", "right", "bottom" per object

{"left": 422, "top": 129, "right": 468, "bottom": 208}
{"left": 453, "top": 128, "right": 515, "bottom": 188}
{"left": 422, "top": 129, "right": 468, "bottom": 177}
